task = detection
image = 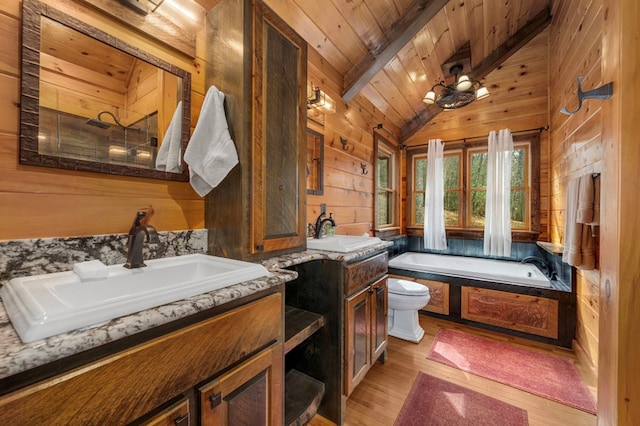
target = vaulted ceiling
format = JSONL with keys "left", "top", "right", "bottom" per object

{"left": 263, "top": 0, "right": 552, "bottom": 142}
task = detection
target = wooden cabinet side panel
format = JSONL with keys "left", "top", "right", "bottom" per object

{"left": 416, "top": 278, "right": 450, "bottom": 315}
{"left": 0, "top": 294, "right": 282, "bottom": 425}
{"left": 388, "top": 274, "right": 450, "bottom": 315}
{"left": 461, "top": 287, "right": 559, "bottom": 338}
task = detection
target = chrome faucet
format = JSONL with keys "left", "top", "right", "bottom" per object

{"left": 124, "top": 211, "right": 159, "bottom": 269}
{"left": 314, "top": 210, "right": 336, "bottom": 239}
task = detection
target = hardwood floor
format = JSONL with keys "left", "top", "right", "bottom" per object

{"left": 339, "top": 315, "right": 597, "bottom": 426}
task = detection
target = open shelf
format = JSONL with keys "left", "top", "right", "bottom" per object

{"left": 284, "top": 369, "right": 325, "bottom": 426}
{"left": 284, "top": 305, "right": 325, "bottom": 355}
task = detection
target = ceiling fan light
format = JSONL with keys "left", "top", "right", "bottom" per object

{"left": 476, "top": 85, "right": 490, "bottom": 100}
{"left": 456, "top": 75, "right": 472, "bottom": 91}
{"left": 423, "top": 90, "right": 436, "bottom": 104}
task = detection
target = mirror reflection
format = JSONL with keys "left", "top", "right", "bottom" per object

{"left": 20, "top": 0, "right": 191, "bottom": 181}
{"left": 306, "top": 128, "right": 323, "bottom": 195}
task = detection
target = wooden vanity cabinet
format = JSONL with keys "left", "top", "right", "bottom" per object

{"left": 205, "top": 0, "right": 308, "bottom": 261}
{"left": 344, "top": 253, "right": 388, "bottom": 397}
{"left": 0, "top": 293, "right": 283, "bottom": 425}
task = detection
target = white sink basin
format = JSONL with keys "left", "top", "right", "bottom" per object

{"left": 0, "top": 254, "right": 268, "bottom": 343}
{"left": 306, "top": 235, "right": 383, "bottom": 253}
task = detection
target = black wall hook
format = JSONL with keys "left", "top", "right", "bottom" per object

{"left": 340, "top": 137, "right": 349, "bottom": 151}
{"left": 361, "top": 163, "right": 368, "bottom": 175}
{"left": 561, "top": 76, "right": 613, "bottom": 115}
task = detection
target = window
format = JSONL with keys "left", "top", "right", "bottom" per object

{"left": 407, "top": 134, "right": 539, "bottom": 239}
{"left": 413, "top": 152, "right": 461, "bottom": 227}
{"left": 375, "top": 133, "right": 400, "bottom": 233}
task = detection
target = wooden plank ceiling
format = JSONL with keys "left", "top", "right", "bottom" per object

{"left": 265, "top": 0, "right": 551, "bottom": 143}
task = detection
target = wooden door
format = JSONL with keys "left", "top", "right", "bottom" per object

{"left": 199, "top": 344, "right": 283, "bottom": 425}
{"left": 250, "top": 0, "right": 307, "bottom": 255}
{"left": 370, "top": 277, "right": 388, "bottom": 362}
{"left": 345, "top": 286, "right": 371, "bottom": 396}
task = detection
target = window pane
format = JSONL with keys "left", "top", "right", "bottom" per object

{"left": 470, "top": 152, "right": 488, "bottom": 189}
{"left": 414, "top": 193, "right": 424, "bottom": 225}
{"left": 469, "top": 190, "right": 486, "bottom": 227}
{"left": 415, "top": 158, "right": 427, "bottom": 191}
{"left": 511, "top": 189, "right": 526, "bottom": 229}
{"left": 377, "top": 191, "right": 391, "bottom": 225}
{"left": 511, "top": 148, "right": 526, "bottom": 186}
{"left": 444, "top": 192, "right": 459, "bottom": 226}
{"left": 443, "top": 156, "right": 459, "bottom": 190}
{"left": 377, "top": 156, "right": 389, "bottom": 188}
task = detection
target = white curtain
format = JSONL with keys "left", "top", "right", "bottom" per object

{"left": 483, "top": 129, "right": 513, "bottom": 257}
{"left": 424, "top": 139, "right": 447, "bottom": 250}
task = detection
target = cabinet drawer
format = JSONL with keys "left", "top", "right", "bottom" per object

{"left": 344, "top": 252, "right": 388, "bottom": 296}
{"left": 0, "top": 293, "right": 282, "bottom": 425}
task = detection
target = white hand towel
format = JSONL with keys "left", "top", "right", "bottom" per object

{"left": 184, "top": 86, "right": 239, "bottom": 197}
{"left": 155, "top": 100, "right": 183, "bottom": 173}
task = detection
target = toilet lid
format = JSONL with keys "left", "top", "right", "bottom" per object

{"left": 388, "top": 279, "right": 430, "bottom": 296}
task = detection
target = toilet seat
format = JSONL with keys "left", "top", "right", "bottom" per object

{"left": 388, "top": 278, "right": 429, "bottom": 296}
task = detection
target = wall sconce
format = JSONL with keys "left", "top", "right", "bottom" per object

{"left": 118, "top": 0, "right": 203, "bottom": 27}
{"left": 307, "top": 83, "right": 336, "bottom": 114}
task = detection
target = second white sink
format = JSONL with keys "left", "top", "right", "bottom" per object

{"left": 1, "top": 254, "right": 269, "bottom": 343}
{"left": 307, "top": 235, "right": 383, "bottom": 253}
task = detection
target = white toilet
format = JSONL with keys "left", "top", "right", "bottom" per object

{"left": 387, "top": 278, "right": 431, "bottom": 343}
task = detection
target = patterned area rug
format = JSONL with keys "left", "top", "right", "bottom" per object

{"left": 394, "top": 372, "right": 529, "bottom": 425}
{"left": 427, "top": 328, "right": 597, "bottom": 414}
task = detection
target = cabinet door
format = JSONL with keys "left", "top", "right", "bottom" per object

{"left": 345, "top": 287, "right": 371, "bottom": 396}
{"left": 250, "top": 1, "right": 307, "bottom": 255}
{"left": 199, "top": 343, "right": 283, "bottom": 426}
{"left": 370, "top": 277, "right": 388, "bottom": 362}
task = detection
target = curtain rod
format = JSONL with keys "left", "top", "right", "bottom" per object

{"left": 402, "top": 125, "right": 549, "bottom": 149}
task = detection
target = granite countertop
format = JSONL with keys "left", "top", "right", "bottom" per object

{"left": 0, "top": 241, "right": 393, "bottom": 383}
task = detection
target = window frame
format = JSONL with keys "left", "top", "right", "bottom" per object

{"left": 374, "top": 132, "right": 401, "bottom": 236}
{"left": 406, "top": 133, "right": 540, "bottom": 241}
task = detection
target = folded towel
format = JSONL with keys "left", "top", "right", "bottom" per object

{"left": 73, "top": 260, "right": 109, "bottom": 280}
{"left": 184, "top": 86, "right": 239, "bottom": 196}
{"left": 591, "top": 174, "right": 600, "bottom": 226}
{"left": 576, "top": 174, "right": 594, "bottom": 224}
{"left": 563, "top": 176, "right": 596, "bottom": 270}
{"left": 155, "top": 100, "right": 183, "bottom": 173}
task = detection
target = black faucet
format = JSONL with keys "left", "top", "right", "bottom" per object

{"left": 314, "top": 210, "right": 336, "bottom": 239}
{"left": 521, "top": 256, "right": 555, "bottom": 280}
{"left": 124, "top": 211, "right": 160, "bottom": 269}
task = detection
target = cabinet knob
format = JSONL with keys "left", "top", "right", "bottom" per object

{"left": 209, "top": 392, "right": 222, "bottom": 409}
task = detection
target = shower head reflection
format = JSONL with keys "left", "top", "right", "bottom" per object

{"left": 86, "top": 110, "right": 126, "bottom": 129}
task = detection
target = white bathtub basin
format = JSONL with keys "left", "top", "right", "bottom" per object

{"left": 0, "top": 254, "right": 269, "bottom": 343}
{"left": 307, "top": 235, "right": 383, "bottom": 252}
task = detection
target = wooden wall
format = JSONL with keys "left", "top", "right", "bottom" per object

{"left": 548, "top": 0, "right": 602, "bottom": 379}
{"left": 598, "top": 0, "right": 640, "bottom": 423}
{"left": 305, "top": 47, "right": 401, "bottom": 236}
{"left": 0, "top": 0, "right": 205, "bottom": 241}
{"left": 404, "top": 29, "right": 550, "bottom": 241}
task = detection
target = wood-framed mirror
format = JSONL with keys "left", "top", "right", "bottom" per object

{"left": 20, "top": 0, "right": 191, "bottom": 181}
{"left": 306, "top": 128, "right": 324, "bottom": 195}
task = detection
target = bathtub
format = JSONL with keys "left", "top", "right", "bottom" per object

{"left": 388, "top": 252, "right": 551, "bottom": 288}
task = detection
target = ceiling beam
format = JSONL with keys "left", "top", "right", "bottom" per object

{"left": 399, "top": 6, "right": 552, "bottom": 143}
{"left": 341, "top": 0, "right": 449, "bottom": 103}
